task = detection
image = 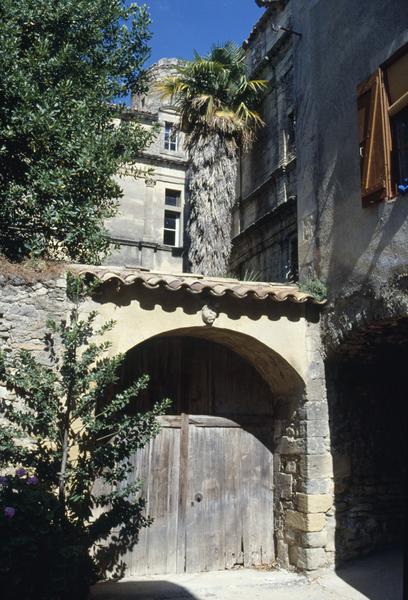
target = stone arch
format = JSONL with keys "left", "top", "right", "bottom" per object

{"left": 111, "top": 326, "right": 307, "bottom": 576}
{"left": 81, "top": 272, "right": 329, "bottom": 573}
{"left": 89, "top": 281, "right": 312, "bottom": 392}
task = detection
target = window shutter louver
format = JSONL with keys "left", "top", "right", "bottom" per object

{"left": 357, "top": 69, "right": 392, "bottom": 205}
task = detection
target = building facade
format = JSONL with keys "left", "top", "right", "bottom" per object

{"left": 105, "top": 59, "right": 187, "bottom": 272}
{"left": 293, "top": 0, "right": 408, "bottom": 566}
{"left": 231, "top": 0, "right": 298, "bottom": 283}
{"left": 102, "top": 0, "right": 408, "bottom": 574}
{"left": 232, "top": 0, "right": 408, "bottom": 571}
{"left": 0, "top": 0, "right": 406, "bottom": 583}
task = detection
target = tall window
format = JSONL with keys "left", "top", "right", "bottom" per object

{"left": 282, "top": 234, "right": 298, "bottom": 282}
{"left": 163, "top": 210, "right": 180, "bottom": 246}
{"left": 357, "top": 44, "right": 408, "bottom": 205}
{"left": 163, "top": 189, "right": 182, "bottom": 246}
{"left": 286, "top": 110, "right": 296, "bottom": 156}
{"left": 164, "top": 122, "right": 178, "bottom": 151}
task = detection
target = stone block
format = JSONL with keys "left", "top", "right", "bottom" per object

{"left": 296, "top": 493, "right": 333, "bottom": 514}
{"left": 18, "top": 342, "right": 43, "bottom": 352}
{"left": 286, "top": 510, "right": 326, "bottom": 532}
{"left": 277, "top": 472, "right": 293, "bottom": 499}
{"left": 292, "top": 547, "right": 327, "bottom": 570}
{"left": 278, "top": 436, "right": 304, "bottom": 455}
{"left": 299, "top": 454, "right": 332, "bottom": 479}
{"left": 299, "top": 419, "right": 330, "bottom": 438}
{"left": 299, "top": 531, "right": 327, "bottom": 548}
{"left": 298, "top": 477, "right": 333, "bottom": 495}
{"left": 276, "top": 539, "right": 290, "bottom": 567}
{"left": 284, "top": 527, "right": 298, "bottom": 545}
{"left": 305, "top": 436, "right": 329, "bottom": 455}
{"left": 304, "top": 378, "right": 327, "bottom": 402}
{"left": 307, "top": 361, "right": 324, "bottom": 381}
{"left": 298, "top": 401, "right": 329, "bottom": 421}
{"left": 285, "top": 460, "right": 297, "bottom": 474}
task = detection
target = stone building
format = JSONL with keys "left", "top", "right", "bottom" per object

{"left": 231, "top": 1, "right": 298, "bottom": 283}
{"left": 0, "top": 266, "right": 329, "bottom": 575}
{"left": 236, "top": 0, "right": 408, "bottom": 572}
{"left": 0, "top": 0, "right": 407, "bottom": 585}
{"left": 105, "top": 59, "right": 187, "bottom": 272}
{"left": 292, "top": 0, "right": 408, "bottom": 568}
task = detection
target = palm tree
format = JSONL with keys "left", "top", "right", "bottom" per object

{"left": 157, "top": 42, "right": 267, "bottom": 277}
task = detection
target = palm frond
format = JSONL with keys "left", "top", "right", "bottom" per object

{"left": 235, "top": 102, "right": 265, "bottom": 127}
{"left": 241, "top": 79, "right": 268, "bottom": 94}
{"left": 155, "top": 42, "right": 266, "bottom": 145}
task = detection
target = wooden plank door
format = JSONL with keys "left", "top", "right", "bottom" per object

{"left": 123, "top": 415, "right": 274, "bottom": 575}
{"left": 122, "top": 421, "right": 181, "bottom": 576}
{"left": 184, "top": 416, "right": 274, "bottom": 572}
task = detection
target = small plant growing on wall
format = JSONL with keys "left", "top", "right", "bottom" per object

{"left": 0, "top": 274, "right": 170, "bottom": 600}
{"left": 299, "top": 278, "right": 328, "bottom": 302}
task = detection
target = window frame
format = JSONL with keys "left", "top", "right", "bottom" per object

{"left": 163, "top": 209, "right": 181, "bottom": 247}
{"left": 164, "top": 121, "right": 178, "bottom": 152}
{"left": 165, "top": 189, "right": 181, "bottom": 208}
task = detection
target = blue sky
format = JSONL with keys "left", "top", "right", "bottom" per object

{"left": 146, "top": 0, "right": 264, "bottom": 65}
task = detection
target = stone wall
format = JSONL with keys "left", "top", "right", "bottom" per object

{"left": 272, "top": 316, "right": 334, "bottom": 571}
{"left": 294, "top": 0, "right": 408, "bottom": 294}
{"left": 0, "top": 270, "right": 69, "bottom": 362}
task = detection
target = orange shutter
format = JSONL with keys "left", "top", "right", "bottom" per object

{"left": 357, "top": 69, "right": 392, "bottom": 205}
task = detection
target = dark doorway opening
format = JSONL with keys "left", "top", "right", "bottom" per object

{"left": 326, "top": 318, "right": 408, "bottom": 598}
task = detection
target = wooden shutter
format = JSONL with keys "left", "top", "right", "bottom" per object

{"left": 357, "top": 69, "right": 392, "bottom": 205}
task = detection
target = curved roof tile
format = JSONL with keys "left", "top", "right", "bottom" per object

{"left": 74, "top": 266, "right": 325, "bottom": 305}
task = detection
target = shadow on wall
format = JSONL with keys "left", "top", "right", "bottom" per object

{"left": 91, "top": 580, "right": 198, "bottom": 599}
{"left": 91, "top": 278, "right": 320, "bottom": 324}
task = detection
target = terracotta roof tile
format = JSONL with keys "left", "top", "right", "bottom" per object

{"left": 74, "top": 265, "right": 325, "bottom": 305}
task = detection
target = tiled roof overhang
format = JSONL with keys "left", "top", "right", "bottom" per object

{"left": 75, "top": 266, "right": 325, "bottom": 305}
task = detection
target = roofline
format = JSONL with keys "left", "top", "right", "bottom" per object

{"left": 243, "top": 0, "right": 290, "bottom": 48}
{"left": 72, "top": 265, "right": 326, "bottom": 305}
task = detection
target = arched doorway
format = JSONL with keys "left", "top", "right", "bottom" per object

{"left": 118, "top": 330, "right": 303, "bottom": 576}
{"left": 326, "top": 317, "right": 407, "bottom": 589}
{"left": 81, "top": 265, "right": 327, "bottom": 572}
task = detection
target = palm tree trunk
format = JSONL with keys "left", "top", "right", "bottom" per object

{"left": 186, "top": 132, "right": 237, "bottom": 277}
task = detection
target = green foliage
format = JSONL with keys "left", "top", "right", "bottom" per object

{"left": 240, "top": 268, "right": 262, "bottom": 282}
{"left": 299, "top": 278, "right": 328, "bottom": 301}
{"left": 0, "top": 0, "right": 155, "bottom": 263}
{"left": 0, "top": 275, "right": 170, "bottom": 599}
{"left": 0, "top": 472, "right": 94, "bottom": 600}
{"left": 158, "top": 41, "right": 267, "bottom": 150}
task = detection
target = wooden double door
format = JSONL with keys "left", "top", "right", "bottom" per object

{"left": 124, "top": 414, "right": 274, "bottom": 575}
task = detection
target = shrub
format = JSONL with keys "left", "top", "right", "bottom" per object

{"left": 0, "top": 275, "right": 170, "bottom": 599}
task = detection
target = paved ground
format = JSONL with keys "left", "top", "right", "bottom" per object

{"left": 91, "top": 547, "right": 402, "bottom": 600}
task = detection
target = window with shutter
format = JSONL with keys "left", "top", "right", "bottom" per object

{"left": 357, "top": 69, "right": 392, "bottom": 206}
{"left": 384, "top": 45, "right": 408, "bottom": 192}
